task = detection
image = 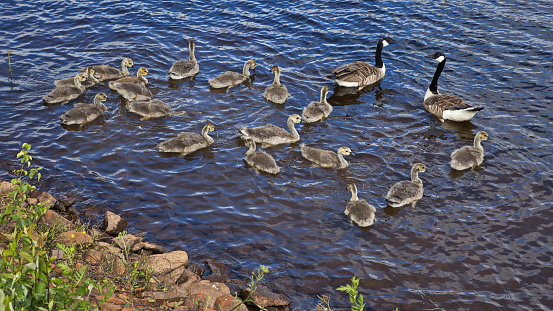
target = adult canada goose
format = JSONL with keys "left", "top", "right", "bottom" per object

{"left": 59, "top": 93, "right": 108, "bottom": 126}
{"left": 263, "top": 65, "right": 290, "bottom": 104}
{"left": 108, "top": 67, "right": 149, "bottom": 90}
{"left": 424, "top": 52, "right": 484, "bottom": 122}
{"left": 126, "top": 99, "right": 184, "bottom": 120}
{"left": 81, "top": 58, "right": 134, "bottom": 82}
{"left": 345, "top": 183, "right": 376, "bottom": 227}
{"left": 239, "top": 114, "right": 302, "bottom": 147}
{"left": 450, "top": 131, "right": 489, "bottom": 170}
{"left": 385, "top": 163, "right": 426, "bottom": 208}
{"left": 302, "top": 86, "right": 333, "bottom": 123}
{"left": 54, "top": 67, "right": 99, "bottom": 88}
{"left": 156, "top": 123, "right": 215, "bottom": 156}
{"left": 168, "top": 40, "right": 200, "bottom": 80}
{"left": 208, "top": 59, "right": 256, "bottom": 89}
{"left": 330, "top": 37, "right": 394, "bottom": 88}
{"left": 300, "top": 144, "right": 351, "bottom": 169}
{"left": 43, "top": 73, "right": 87, "bottom": 105}
{"left": 243, "top": 140, "right": 280, "bottom": 174}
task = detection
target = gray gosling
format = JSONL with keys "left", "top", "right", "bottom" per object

{"left": 263, "top": 65, "right": 290, "bottom": 104}
{"left": 385, "top": 163, "right": 426, "bottom": 208}
{"left": 109, "top": 67, "right": 149, "bottom": 91}
{"left": 243, "top": 140, "right": 280, "bottom": 175}
{"left": 302, "top": 86, "right": 333, "bottom": 123}
{"left": 156, "top": 124, "right": 215, "bottom": 156}
{"left": 60, "top": 93, "right": 108, "bottom": 126}
{"left": 450, "top": 131, "right": 489, "bottom": 170}
{"left": 80, "top": 58, "right": 134, "bottom": 82}
{"left": 126, "top": 99, "right": 184, "bottom": 120}
{"left": 43, "top": 73, "right": 87, "bottom": 105}
{"left": 209, "top": 59, "right": 256, "bottom": 89}
{"left": 169, "top": 40, "right": 199, "bottom": 79}
{"left": 424, "top": 52, "right": 484, "bottom": 122}
{"left": 55, "top": 67, "right": 99, "bottom": 88}
{"left": 345, "top": 183, "right": 376, "bottom": 227}
{"left": 300, "top": 144, "right": 351, "bottom": 169}
{"left": 330, "top": 37, "right": 394, "bottom": 88}
{"left": 239, "top": 114, "right": 302, "bottom": 147}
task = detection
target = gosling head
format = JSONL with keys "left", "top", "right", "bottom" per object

{"left": 204, "top": 123, "right": 215, "bottom": 132}
{"left": 476, "top": 131, "right": 489, "bottom": 141}
{"left": 123, "top": 58, "right": 134, "bottom": 68}
{"left": 137, "top": 67, "right": 149, "bottom": 76}
{"left": 246, "top": 59, "right": 257, "bottom": 69}
{"left": 413, "top": 163, "right": 426, "bottom": 173}
{"left": 76, "top": 72, "right": 87, "bottom": 81}
{"left": 289, "top": 114, "right": 302, "bottom": 123}
{"left": 96, "top": 92, "right": 108, "bottom": 101}
{"left": 338, "top": 146, "right": 352, "bottom": 156}
{"left": 431, "top": 52, "right": 446, "bottom": 63}
{"left": 244, "top": 140, "right": 256, "bottom": 149}
{"left": 346, "top": 183, "right": 357, "bottom": 193}
{"left": 270, "top": 65, "right": 280, "bottom": 74}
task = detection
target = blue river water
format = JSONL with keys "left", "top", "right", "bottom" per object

{"left": 1, "top": 0, "right": 552, "bottom": 310}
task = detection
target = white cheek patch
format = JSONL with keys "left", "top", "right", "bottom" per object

{"left": 435, "top": 55, "right": 445, "bottom": 62}
{"left": 382, "top": 41, "right": 389, "bottom": 47}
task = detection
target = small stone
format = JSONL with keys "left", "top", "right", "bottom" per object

{"left": 214, "top": 294, "right": 248, "bottom": 311}
{"left": 42, "top": 210, "right": 74, "bottom": 230}
{"left": 102, "top": 211, "right": 128, "bottom": 236}
{"left": 114, "top": 233, "right": 143, "bottom": 251}
{"left": 241, "top": 285, "right": 290, "bottom": 307}
{"left": 85, "top": 249, "right": 104, "bottom": 264}
{"left": 189, "top": 280, "right": 230, "bottom": 309}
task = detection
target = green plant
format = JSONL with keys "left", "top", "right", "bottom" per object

{"left": 229, "top": 265, "right": 270, "bottom": 311}
{"left": 337, "top": 276, "right": 366, "bottom": 311}
{"left": 313, "top": 294, "right": 334, "bottom": 311}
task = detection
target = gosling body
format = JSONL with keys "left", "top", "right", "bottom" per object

{"left": 345, "top": 183, "right": 376, "bottom": 227}
{"left": 109, "top": 67, "right": 149, "bottom": 88}
{"left": 300, "top": 144, "right": 351, "bottom": 169}
{"left": 263, "top": 65, "right": 290, "bottom": 104}
{"left": 385, "top": 163, "right": 426, "bottom": 207}
{"left": 330, "top": 37, "right": 394, "bottom": 88}
{"left": 302, "top": 86, "right": 333, "bottom": 123}
{"left": 243, "top": 140, "right": 280, "bottom": 174}
{"left": 55, "top": 67, "right": 99, "bottom": 88}
{"left": 156, "top": 124, "right": 215, "bottom": 156}
{"left": 239, "top": 114, "right": 302, "bottom": 147}
{"left": 209, "top": 59, "right": 256, "bottom": 89}
{"left": 126, "top": 99, "right": 180, "bottom": 120}
{"left": 450, "top": 131, "right": 488, "bottom": 170}
{"left": 60, "top": 93, "right": 108, "bottom": 126}
{"left": 43, "top": 73, "right": 87, "bottom": 105}
{"left": 424, "top": 52, "right": 483, "bottom": 122}
{"left": 169, "top": 40, "right": 199, "bottom": 79}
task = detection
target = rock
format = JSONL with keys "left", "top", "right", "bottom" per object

{"left": 214, "top": 294, "right": 247, "bottom": 311}
{"left": 143, "top": 250, "right": 189, "bottom": 284}
{"left": 41, "top": 209, "right": 74, "bottom": 230}
{"left": 102, "top": 211, "right": 128, "bottom": 236}
{"left": 176, "top": 269, "right": 201, "bottom": 293}
{"left": 114, "top": 233, "right": 143, "bottom": 251}
{"left": 205, "top": 258, "right": 230, "bottom": 282}
{"left": 241, "top": 285, "right": 290, "bottom": 308}
{"left": 85, "top": 249, "right": 104, "bottom": 264}
{"left": 189, "top": 280, "right": 230, "bottom": 309}
{"left": 56, "top": 230, "right": 93, "bottom": 246}
{"left": 28, "top": 188, "right": 57, "bottom": 209}
{"left": 141, "top": 290, "right": 183, "bottom": 303}
{"left": 132, "top": 241, "right": 166, "bottom": 254}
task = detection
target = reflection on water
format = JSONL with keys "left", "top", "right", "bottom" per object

{"left": 1, "top": 0, "right": 553, "bottom": 310}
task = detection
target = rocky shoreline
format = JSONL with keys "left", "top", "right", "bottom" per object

{"left": 0, "top": 180, "right": 291, "bottom": 311}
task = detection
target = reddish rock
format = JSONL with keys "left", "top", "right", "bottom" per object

{"left": 56, "top": 230, "right": 93, "bottom": 246}
{"left": 42, "top": 209, "right": 74, "bottom": 230}
{"left": 241, "top": 285, "right": 290, "bottom": 307}
{"left": 189, "top": 280, "right": 230, "bottom": 309}
{"left": 214, "top": 294, "right": 248, "bottom": 311}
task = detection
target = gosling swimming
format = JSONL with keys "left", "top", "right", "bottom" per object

{"left": 126, "top": 99, "right": 184, "bottom": 120}
{"left": 81, "top": 58, "right": 134, "bottom": 82}
{"left": 209, "top": 59, "right": 256, "bottom": 89}
{"left": 302, "top": 86, "right": 333, "bottom": 123}
{"left": 345, "top": 183, "right": 376, "bottom": 227}
{"left": 300, "top": 144, "right": 351, "bottom": 169}
{"left": 60, "top": 93, "right": 108, "bottom": 126}
{"left": 450, "top": 131, "right": 489, "bottom": 170}
{"left": 330, "top": 37, "right": 394, "bottom": 88}
{"left": 243, "top": 140, "right": 280, "bottom": 175}
{"left": 384, "top": 163, "right": 426, "bottom": 208}
{"left": 43, "top": 73, "right": 87, "bottom": 105}
{"left": 55, "top": 67, "right": 99, "bottom": 88}
{"left": 168, "top": 39, "right": 200, "bottom": 80}
{"left": 109, "top": 67, "right": 149, "bottom": 89}
{"left": 239, "top": 114, "right": 302, "bottom": 147}
{"left": 424, "top": 52, "right": 484, "bottom": 122}
{"left": 263, "top": 65, "right": 290, "bottom": 104}
{"left": 156, "top": 123, "right": 215, "bottom": 156}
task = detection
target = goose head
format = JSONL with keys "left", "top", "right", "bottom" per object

{"left": 203, "top": 123, "right": 216, "bottom": 132}
{"left": 431, "top": 52, "right": 446, "bottom": 63}
{"left": 96, "top": 92, "right": 108, "bottom": 102}
{"left": 413, "top": 163, "right": 426, "bottom": 173}
{"left": 244, "top": 139, "right": 256, "bottom": 149}
{"left": 289, "top": 114, "right": 302, "bottom": 124}
{"left": 122, "top": 58, "right": 134, "bottom": 68}
{"left": 270, "top": 65, "right": 280, "bottom": 74}
{"left": 379, "top": 37, "right": 395, "bottom": 48}
{"left": 346, "top": 183, "right": 357, "bottom": 193}
{"left": 245, "top": 59, "right": 257, "bottom": 69}
{"left": 476, "top": 131, "right": 489, "bottom": 141}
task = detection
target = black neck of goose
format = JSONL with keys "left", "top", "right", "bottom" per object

{"left": 429, "top": 58, "right": 445, "bottom": 94}
{"left": 374, "top": 42, "right": 384, "bottom": 69}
